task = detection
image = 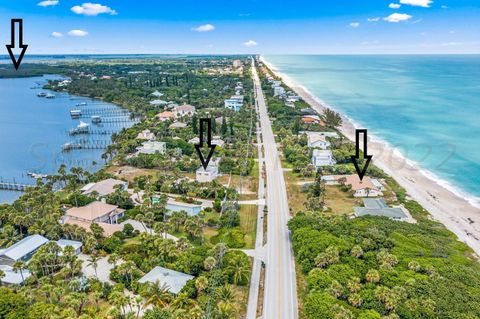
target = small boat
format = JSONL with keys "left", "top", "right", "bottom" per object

{"left": 91, "top": 115, "right": 102, "bottom": 124}
{"left": 45, "top": 93, "right": 55, "bottom": 99}
{"left": 70, "top": 109, "right": 82, "bottom": 118}
{"left": 76, "top": 102, "right": 87, "bottom": 106}
{"left": 37, "top": 92, "right": 47, "bottom": 97}
{"left": 27, "top": 172, "right": 48, "bottom": 179}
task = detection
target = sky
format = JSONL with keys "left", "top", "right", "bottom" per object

{"left": 0, "top": 0, "right": 479, "bottom": 54}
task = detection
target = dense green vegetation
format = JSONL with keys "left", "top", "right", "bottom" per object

{"left": 289, "top": 213, "right": 480, "bottom": 319}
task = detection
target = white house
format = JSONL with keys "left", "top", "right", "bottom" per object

{"left": 224, "top": 95, "right": 244, "bottom": 112}
{"left": 136, "top": 129, "right": 156, "bottom": 141}
{"left": 354, "top": 198, "right": 409, "bottom": 222}
{"left": 0, "top": 235, "right": 49, "bottom": 266}
{"left": 274, "top": 86, "right": 285, "bottom": 97}
{"left": 188, "top": 136, "right": 225, "bottom": 148}
{"left": 196, "top": 159, "right": 220, "bottom": 183}
{"left": 138, "top": 266, "right": 194, "bottom": 295}
{"left": 57, "top": 239, "right": 83, "bottom": 255}
{"left": 136, "top": 141, "right": 166, "bottom": 155}
{"left": 307, "top": 134, "right": 330, "bottom": 150}
{"left": 311, "top": 149, "right": 335, "bottom": 167}
{"left": 172, "top": 104, "right": 196, "bottom": 117}
{"left": 0, "top": 265, "right": 32, "bottom": 285}
{"left": 81, "top": 178, "right": 129, "bottom": 197}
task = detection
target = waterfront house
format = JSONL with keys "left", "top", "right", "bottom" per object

{"left": 81, "top": 178, "right": 129, "bottom": 197}
{"left": 274, "top": 86, "right": 285, "bottom": 97}
{"left": 166, "top": 199, "right": 202, "bottom": 216}
{"left": 138, "top": 266, "right": 195, "bottom": 295}
{"left": 307, "top": 134, "right": 330, "bottom": 150}
{"left": 0, "top": 234, "right": 49, "bottom": 266}
{"left": 300, "top": 131, "right": 339, "bottom": 139}
{"left": 150, "top": 99, "right": 169, "bottom": 106}
{"left": 136, "top": 129, "right": 156, "bottom": 141}
{"left": 172, "top": 104, "right": 196, "bottom": 117}
{"left": 136, "top": 141, "right": 166, "bottom": 155}
{"left": 320, "top": 175, "right": 383, "bottom": 197}
{"left": 196, "top": 159, "right": 220, "bottom": 182}
{"left": 311, "top": 149, "right": 335, "bottom": 167}
{"left": 156, "top": 111, "right": 175, "bottom": 122}
{"left": 302, "top": 115, "right": 323, "bottom": 125}
{"left": 354, "top": 198, "right": 409, "bottom": 222}
{"left": 224, "top": 95, "right": 244, "bottom": 112}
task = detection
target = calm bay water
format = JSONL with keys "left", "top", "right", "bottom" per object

{"left": 264, "top": 55, "right": 480, "bottom": 204}
{"left": 0, "top": 75, "right": 133, "bottom": 203}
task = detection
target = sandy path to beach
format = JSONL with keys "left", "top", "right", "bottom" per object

{"left": 262, "top": 58, "right": 480, "bottom": 256}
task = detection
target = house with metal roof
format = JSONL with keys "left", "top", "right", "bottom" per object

{"left": 0, "top": 234, "right": 49, "bottom": 266}
{"left": 81, "top": 178, "right": 128, "bottom": 197}
{"left": 0, "top": 265, "right": 31, "bottom": 285}
{"left": 354, "top": 198, "right": 409, "bottom": 222}
{"left": 138, "top": 266, "right": 195, "bottom": 294}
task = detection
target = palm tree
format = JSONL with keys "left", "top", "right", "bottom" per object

{"left": 347, "top": 277, "right": 362, "bottom": 293}
{"left": 87, "top": 255, "right": 99, "bottom": 278}
{"left": 108, "top": 253, "right": 120, "bottom": 268}
{"left": 350, "top": 245, "right": 364, "bottom": 258}
{"left": 0, "top": 269, "right": 5, "bottom": 286}
{"left": 327, "top": 280, "right": 343, "bottom": 298}
{"left": 141, "top": 280, "right": 172, "bottom": 308}
{"left": 348, "top": 293, "right": 363, "bottom": 308}
{"left": 204, "top": 256, "right": 217, "bottom": 271}
{"left": 365, "top": 269, "right": 380, "bottom": 283}
{"left": 13, "top": 261, "right": 26, "bottom": 284}
{"left": 195, "top": 276, "right": 208, "bottom": 294}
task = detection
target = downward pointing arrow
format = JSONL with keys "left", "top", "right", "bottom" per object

{"left": 195, "top": 118, "right": 217, "bottom": 169}
{"left": 351, "top": 129, "right": 372, "bottom": 181}
{"left": 6, "top": 19, "right": 28, "bottom": 70}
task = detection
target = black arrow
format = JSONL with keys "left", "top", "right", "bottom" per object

{"left": 6, "top": 19, "right": 28, "bottom": 70}
{"left": 195, "top": 118, "right": 216, "bottom": 169}
{"left": 351, "top": 129, "right": 372, "bottom": 181}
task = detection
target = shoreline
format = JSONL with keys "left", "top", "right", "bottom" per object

{"left": 261, "top": 56, "right": 480, "bottom": 256}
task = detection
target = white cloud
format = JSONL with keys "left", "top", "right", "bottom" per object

{"left": 51, "top": 31, "right": 63, "bottom": 38}
{"left": 192, "top": 24, "right": 215, "bottom": 32}
{"left": 37, "top": 0, "right": 59, "bottom": 7}
{"left": 441, "top": 5, "right": 448, "bottom": 9}
{"left": 243, "top": 40, "right": 258, "bottom": 47}
{"left": 71, "top": 3, "right": 117, "bottom": 16}
{"left": 389, "top": 3, "right": 401, "bottom": 9}
{"left": 367, "top": 17, "right": 381, "bottom": 22}
{"left": 399, "top": 0, "right": 433, "bottom": 7}
{"left": 68, "top": 29, "right": 88, "bottom": 37}
{"left": 384, "top": 13, "right": 413, "bottom": 23}
{"left": 349, "top": 22, "right": 360, "bottom": 28}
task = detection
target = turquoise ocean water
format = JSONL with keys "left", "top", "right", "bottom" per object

{"left": 264, "top": 55, "right": 480, "bottom": 206}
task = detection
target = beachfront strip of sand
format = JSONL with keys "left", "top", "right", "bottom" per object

{"left": 261, "top": 56, "right": 480, "bottom": 256}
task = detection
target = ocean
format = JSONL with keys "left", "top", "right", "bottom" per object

{"left": 264, "top": 55, "right": 480, "bottom": 206}
{"left": 0, "top": 75, "right": 135, "bottom": 203}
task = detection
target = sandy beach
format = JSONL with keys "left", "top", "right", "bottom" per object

{"left": 261, "top": 56, "right": 480, "bottom": 256}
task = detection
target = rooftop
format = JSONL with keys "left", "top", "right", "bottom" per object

{"left": 81, "top": 178, "right": 127, "bottom": 196}
{"left": 138, "top": 266, "right": 194, "bottom": 294}
{"left": 0, "top": 234, "right": 49, "bottom": 261}
{"left": 66, "top": 201, "right": 122, "bottom": 222}
{"left": 0, "top": 265, "right": 32, "bottom": 285}
{"left": 354, "top": 199, "right": 408, "bottom": 220}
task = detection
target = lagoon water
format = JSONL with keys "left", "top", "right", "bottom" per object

{"left": 0, "top": 75, "right": 133, "bottom": 203}
{"left": 264, "top": 55, "right": 480, "bottom": 204}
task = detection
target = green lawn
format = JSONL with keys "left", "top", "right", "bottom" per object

{"left": 239, "top": 204, "right": 258, "bottom": 249}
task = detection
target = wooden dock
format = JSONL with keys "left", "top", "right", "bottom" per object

{"left": 0, "top": 182, "right": 34, "bottom": 192}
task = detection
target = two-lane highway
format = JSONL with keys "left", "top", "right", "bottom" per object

{"left": 252, "top": 61, "right": 298, "bottom": 319}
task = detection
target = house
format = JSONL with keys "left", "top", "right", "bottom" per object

{"left": 166, "top": 199, "right": 202, "bottom": 216}
{"left": 320, "top": 175, "right": 383, "bottom": 197}
{"left": 150, "top": 99, "right": 169, "bottom": 106}
{"left": 354, "top": 198, "right": 409, "bottom": 222}
{"left": 63, "top": 201, "right": 125, "bottom": 237}
{"left": 300, "top": 131, "right": 339, "bottom": 139}
{"left": 233, "top": 59, "right": 243, "bottom": 68}
{"left": 307, "top": 134, "right": 330, "bottom": 150}
{"left": 81, "top": 178, "right": 128, "bottom": 197}
{"left": 136, "top": 129, "right": 156, "bottom": 141}
{"left": 188, "top": 136, "right": 225, "bottom": 148}
{"left": 224, "top": 95, "right": 244, "bottom": 112}
{"left": 0, "top": 235, "right": 49, "bottom": 266}
{"left": 196, "top": 159, "right": 220, "bottom": 183}
{"left": 274, "top": 86, "right": 285, "bottom": 97}
{"left": 312, "top": 150, "right": 335, "bottom": 167}
{"left": 138, "top": 266, "right": 194, "bottom": 295}
{"left": 136, "top": 141, "right": 166, "bottom": 155}
{"left": 302, "top": 115, "right": 323, "bottom": 125}
{"left": 57, "top": 239, "right": 83, "bottom": 255}
{"left": 156, "top": 111, "right": 175, "bottom": 122}
{"left": 151, "top": 90, "right": 163, "bottom": 98}
{"left": 172, "top": 104, "right": 196, "bottom": 117}
{"left": 169, "top": 121, "right": 187, "bottom": 129}
{"left": 0, "top": 265, "right": 32, "bottom": 285}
